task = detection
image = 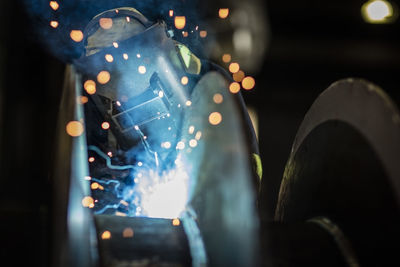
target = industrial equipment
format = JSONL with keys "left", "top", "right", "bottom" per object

{"left": 51, "top": 7, "right": 400, "bottom": 267}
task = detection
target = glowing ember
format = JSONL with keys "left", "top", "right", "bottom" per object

{"left": 50, "top": 21, "right": 58, "bottom": 28}
{"left": 172, "top": 218, "right": 180, "bottom": 226}
{"left": 169, "top": 10, "right": 174, "bottom": 17}
{"left": 101, "top": 122, "right": 110, "bottom": 130}
{"left": 174, "top": 16, "right": 186, "bottom": 29}
{"left": 185, "top": 100, "right": 192, "bottom": 106}
{"left": 233, "top": 70, "right": 245, "bottom": 82}
{"left": 99, "top": 18, "right": 113, "bottom": 29}
{"left": 66, "top": 121, "right": 84, "bottom": 137}
{"left": 107, "top": 152, "right": 112, "bottom": 157}
{"left": 182, "top": 31, "right": 188, "bottom": 37}
{"left": 82, "top": 196, "right": 94, "bottom": 208}
{"left": 101, "top": 231, "right": 111, "bottom": 240}
{"left": 70, "top": 30, "right": 83, "bottom": 42}
{"left": 123, "top": 53, "right": 128, "bottom": 60}
{"left": 97, "top": 71, "right": 110, "bottom": 84}
{"left": 242, "top": 76, "right": 256, "bottom": 90}
{"left": 209, "top": 112, "right": 222, "bottom": 125}
{"left": 213, "top": 93, "right": 224, "bottom": 104}
{"left": 88, "top": 157, "right": 95, "bottom": 163}
{"left": 84, "top": 80, "right": 96, "bottom": 94}
{"left": 123, "top": 228, "right": 134, "bottom": 238}
{"left": 105, "top": 54, "right": 113, "bottom": 62}
{"left": 229, "top": 82, "right": 241, "bottom": 93}
{"left": 222, "top": 54, "right": 231, "bottom": 63}
{"left": 49, "top": 1, "right": 59, "bottom": 11}
{"left": 113, "top": 42, "right": 119, "bottom": 48}
{"left": 181, "top": 76, "right": 189, "bottom": 85}
{"left": 199, "top": 30, "right": 207, "bottom": 38}
{"left": 219, "top": 8, "right": 230, "bottom": 19}
{"left": 229, "top": 62, "right": 240, "bottom": 73}
{"left": 138, "top": 65, "right": 146, "bottom": 74}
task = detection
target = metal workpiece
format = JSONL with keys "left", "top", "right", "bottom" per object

{"left": 180, "top": 71, "right": 260, "bottom": 267}
{"left": 95, "top": 215, "right": 192, "bottom": 267}
{"left": 273, "top": 79, "right": 400, "bottom": 266}
{"left": 52, "top": 65, "right": 97, "bottom": 267}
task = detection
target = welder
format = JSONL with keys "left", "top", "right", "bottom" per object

{"left": 73, "top": 7, "right": 261, "bottom": 215}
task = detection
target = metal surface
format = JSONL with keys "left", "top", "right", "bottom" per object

{"left": 95, "top": 215, "right": 191, "bottom": 267}
{"left": 307, "top": 217, "right": 359, "bottom": 267}
{"left": 53, "top": 65, "right": 96, "bottom": 267}
{"left": 181, "top": 71, "right": 259, "bottom": 266}
{"left": 275, "top": 79, "right": 400, "bottom": 266}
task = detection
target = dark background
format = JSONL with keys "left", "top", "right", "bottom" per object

{"left": 0, "top": 0, "right": 399, "bottom": 266}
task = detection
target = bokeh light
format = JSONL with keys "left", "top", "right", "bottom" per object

{"left": 123, "top": 228, "right": 134, "bottom": 238}
{"left": 229, "top": 62, "right": 240, "bottom": 73}
{"left": 242, "top": 76, "right": 256, "bottom": 90}
{"left": 229, "top": 82, "right": 241, "bottom": 93}
{"left": 175, "top": 16, "right": 186, "bottom": 29}
{"left": 101, "top": 122, "right": 110, "bottom": 130}
{"left": 362, "top": 0, "right": 395, "bottom": 23}
{"left": 195, "top": 131, "right": 202, "bottom": 140}
{"left": 176, "top": 141, "right": 185, "bottom": 150}
{"left": 91, "top": 182, "right": 99, "bottom": 190}
{"left": 99, "top": 18, "right": 113, "bottom": 29}
{"left": 97, "top": 71, "right": 110, "bottom": 84}
{"left": 172, "top": 218, "right": 180, "bottom": 226}
{"left": 181, "top": 76, "right": 189, "bottom": 85}
{"left": 50, "top": 21, "right": 58, "bottom": 28}
{"left": 105, "top": 54, "right": 113, "bottom": 62}
{"left": 138, "top": 66, "right": 146, "bottom": 74}
{"left": 222, "top": 54, "right": 231, "bottom": 63}
{"left": 101, "top": 230, "right": 111, "bottom": 239}
{"left": 219, "top": 8, "right": 230, "bottom": 19}
{"left": 80, "top": 96, "right": 88, "bottom": 104}
{"left": 84, "top": 80, "right": 96, "bottom": 94}
{"left": 213, "top": 93, "right": 224, "bottom": 104}
{"left": 82, "top": 196, "right": 94, "bottom": 208}
{"left": 49, "top": 1, "right": 59, "bottom": 11}
{"left": 70, "top": 30, "right": 83, "bottom": 42}
{"left": 209, "top": 112, "right": 222, "bottom": 125}
{"left": 189, "top": 139, "right": 198, "bottom": 147}
{"left": 66, "top": 121, "right": 84, "bottom": 137}
{"left": 199, "top": 30, "right": 207, "bottom": 38}
{"left": 233, "top": 70, "right": 245, "bottom": 82}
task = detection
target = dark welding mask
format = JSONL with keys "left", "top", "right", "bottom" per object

{"left": 74, "top": 7, "right": 202, "bottom": 159}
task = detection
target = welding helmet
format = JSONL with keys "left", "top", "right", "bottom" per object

{"left": 74, "top": 7, "right": 202, "bottom": 161}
